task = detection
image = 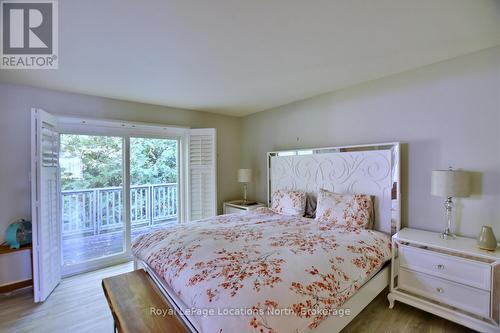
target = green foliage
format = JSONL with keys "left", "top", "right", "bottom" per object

{"left": 130, "top": 137, "right": 177, "bottom": 186}
{"left": 60, "top": 135, "right": 177, "bottom": 190}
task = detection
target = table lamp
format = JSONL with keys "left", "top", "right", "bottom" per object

{"left": 431, "top": 168, "right": 471, "bottom": 239}
{"left": 238, "top": 169, "right": 252, "bottom": 204}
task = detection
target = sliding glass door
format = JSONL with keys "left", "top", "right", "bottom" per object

{"left": 60, "top": 134, "right": 125, "bottom": 268}
{"left": 59, "top": 134, "right": 180, "bottom": 274}
{"left": 130, "top": 137, "right": 179, "bottom": 241}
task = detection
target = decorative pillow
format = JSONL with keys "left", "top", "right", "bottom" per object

{"left": 271, "top": 190, "right": 306, "bottom": 216}
{"left": 315, "top": 189, "right": 374, "bottom": 229}
{"left": 304, "top": 194, "right": 317, "bottom": 218}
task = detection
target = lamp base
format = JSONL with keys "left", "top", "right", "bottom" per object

{"left": 440, "top": 230, "right": 456, "bottom": 240}
{"left": 441, "top": 197, "right": 456, "bottom": 240}
{"left": 242, "top": 184, "right": 248, "bottom": 204}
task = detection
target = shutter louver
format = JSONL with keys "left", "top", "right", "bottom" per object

{"left": 41, "top": 124, "right": 59, "bottom": 167}
{"left": 188, "top": 129, "right": 216, "bottom": 221}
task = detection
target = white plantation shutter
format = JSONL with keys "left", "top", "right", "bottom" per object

{"left": 31, "top": 108, "right": 61, "bottom": 302}
{"left": 188, "top": 129, "right": 217, "bottom": 221}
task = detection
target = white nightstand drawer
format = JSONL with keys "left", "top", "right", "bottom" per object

{"left": 223, "top": 201, "right": 266, "bottom": 214}
{"left": 225, "top": 206, "right": 244, "bottom": 214}
{"left": 399, "top": 268, "right": 491, "bottom": 318}
{"left": 399, "top": 244, "right": 491, "bottom": 290}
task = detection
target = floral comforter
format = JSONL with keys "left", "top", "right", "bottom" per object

{"left": 132, "top": 208, "right": 391, "bottom": 333}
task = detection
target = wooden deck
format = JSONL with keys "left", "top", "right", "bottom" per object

{"left": 62, "top": 220, "right": 177, "bottom": 266}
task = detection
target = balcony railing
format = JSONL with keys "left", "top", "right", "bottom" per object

{"left": 61, "top": 183, "right": 177, "bottom": 237}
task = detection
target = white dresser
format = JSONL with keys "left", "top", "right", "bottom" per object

{"left": 389, "top": 228, "right": 500, "bottom": 333}
{"left": 223, "top": 200, "right": 266, "bottom": 214}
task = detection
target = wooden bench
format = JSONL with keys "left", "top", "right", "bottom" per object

{"left": 102, "top": 269, "right": 188, "bottom": 333}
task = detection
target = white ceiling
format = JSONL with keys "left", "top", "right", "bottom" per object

{"left": 1, "top": 0, "right": 499, "bottom": 116}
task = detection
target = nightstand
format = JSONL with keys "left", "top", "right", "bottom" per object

{"left": 388, "top": 228, "right": 500, "bottom": 333}
{"left": 223, "top": 200, "right": 266, "bottom": 214}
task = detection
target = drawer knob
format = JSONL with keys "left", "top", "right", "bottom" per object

{"left": 436, "top": 264, "right": 445, "bottom": 270}
{"left": 436, "top": 287, "right": 444, "bottom": 293}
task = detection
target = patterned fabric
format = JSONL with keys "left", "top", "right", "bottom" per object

{"left": 271, "top": 190, "right": 307, "bottom": 216}
{"left": 133, "top": 208, "right": 391, "bottom": 332}
{"left": 316, "top": 189, "right": 374, "bottom": 229}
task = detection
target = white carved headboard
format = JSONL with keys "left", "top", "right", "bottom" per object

{"left": 267, "top": 143, "right": 401, "bottom": 235}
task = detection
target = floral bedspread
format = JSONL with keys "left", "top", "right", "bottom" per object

{"left": 132, "top": 208, "right": 391, "bottom": 333}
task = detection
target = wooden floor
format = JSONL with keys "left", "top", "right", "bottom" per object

{"left": 0, "top": 263, "right": 475, "bottom": 333}
{"left": 0, "top": 262, "right": 133, "bottom": 333}
{"left": 342, "top": 290, "right": 474, "bottom": 333}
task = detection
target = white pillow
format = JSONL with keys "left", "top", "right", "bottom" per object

{"left": 271, "top": 190, "right": 306, "bottom": 216}
{"left": 315, "top": 189, "right": 374, "bottom": 229}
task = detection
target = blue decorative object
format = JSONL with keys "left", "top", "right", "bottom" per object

{"left": 5, "top": 219, "right": 32, "bottom": 249}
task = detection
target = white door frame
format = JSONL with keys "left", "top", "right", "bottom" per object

{"left": 57, "top": 116, "right": 188, "bottom": 276}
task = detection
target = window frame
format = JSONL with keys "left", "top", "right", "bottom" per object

{"left": 58, "top": 116, "right": 188, "bottom": 276}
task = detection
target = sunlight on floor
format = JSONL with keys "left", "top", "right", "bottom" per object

{"left": 0, "top": 262, "right": 133, "bottom": 333}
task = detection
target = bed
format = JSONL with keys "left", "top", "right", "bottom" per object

{"left": 133, "top": 142, "right": 401, "bottom": 332}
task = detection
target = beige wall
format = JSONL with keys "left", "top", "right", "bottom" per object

{"left": 241, "top": 46, "right": 500, "bottom": 238}
{"left": 0, "top": 84, "right": 242, "bottom": 241}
